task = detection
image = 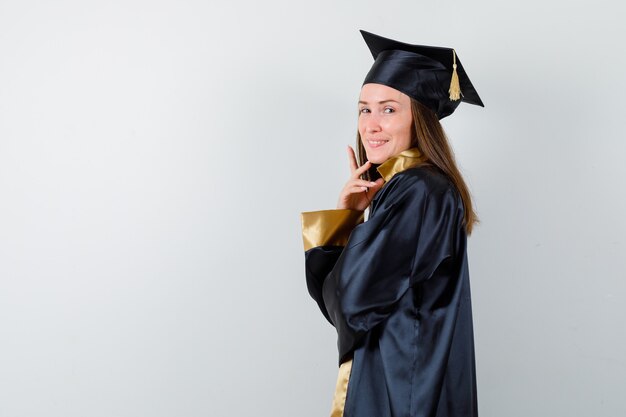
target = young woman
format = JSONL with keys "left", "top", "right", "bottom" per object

{"left": 301, "top": 30, "right": 484, "bottom": 417}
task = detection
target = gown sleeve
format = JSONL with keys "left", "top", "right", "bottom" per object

{"left": 301, "top": 173, "right": 461, "bottom": 364}
{"left": 301, "top": 208, "right": 365, "bottom": 325}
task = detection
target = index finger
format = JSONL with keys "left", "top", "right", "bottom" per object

{"left": 347, "top": 145, "right": 358, "bottom": 174}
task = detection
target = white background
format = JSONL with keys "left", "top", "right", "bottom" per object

{"left": 1, "top": 1, "right": 625, "bottom": 416}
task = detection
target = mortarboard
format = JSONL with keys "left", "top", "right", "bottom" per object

{"left": 360, "top": 30, "right": 484, "bottom": 119}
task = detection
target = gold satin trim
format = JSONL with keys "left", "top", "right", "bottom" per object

{"left": 301, "top": 209, "right": 364, "bottom": 251}
{"left": 376, "top": 147, "right": 426, "bottom": 183}
{"left": 330, "top": 358, "right": 353, "bottom": 417}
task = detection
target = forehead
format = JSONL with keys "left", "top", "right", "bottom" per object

{"left": 359, "top": 83, "right": 409, "bottom": 103}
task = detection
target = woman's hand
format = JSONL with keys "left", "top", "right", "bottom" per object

{"left": 337, "top": 146, "right": 385, "bottom": 211}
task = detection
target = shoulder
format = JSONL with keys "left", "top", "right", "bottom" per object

{"left": 376, "top": 164, "right": 460, "bottom": 208}
{"left": 400, "top": 164, "right": 456, "bottom": 195}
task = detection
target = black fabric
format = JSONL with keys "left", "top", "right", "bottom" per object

{"left": 304, "top": 166, "right": 478, "bottom": 417}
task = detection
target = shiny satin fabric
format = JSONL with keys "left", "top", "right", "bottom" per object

{"left": 376, "top": 147, "right": 427, "bottom": 182}
{"left": 302, "top": 156, "right": 478, "bottom": 417}
{"left": 301, "top": 209, "right": 365, "bottom": 251}
{"left": 330, "top": 358, "right": 353, "bottom": 417}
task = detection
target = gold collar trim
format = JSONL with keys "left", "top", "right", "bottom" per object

{"left": 376, "top": 147, "right": 426, "bottom": 182}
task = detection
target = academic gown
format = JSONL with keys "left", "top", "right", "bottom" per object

{"left": 300, "top": 148, "right": 478, "bottom": 417}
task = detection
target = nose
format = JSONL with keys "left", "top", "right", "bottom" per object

{"left": 364, "top": 114, "right": 381, "bottom": 133}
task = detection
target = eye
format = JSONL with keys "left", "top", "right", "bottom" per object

{"left": 359, "top": 108, "right": 370, "bottom": 114}
{"left": 383, "top": 107, "right": 395, "bottom": 113}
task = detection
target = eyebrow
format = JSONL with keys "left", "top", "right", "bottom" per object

{"left": 358, "top": 99, "right": 401, "bottom": 105}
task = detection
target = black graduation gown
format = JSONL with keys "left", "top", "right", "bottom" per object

{"left": 301, "top": 148, "right": 478, "bottom": 417}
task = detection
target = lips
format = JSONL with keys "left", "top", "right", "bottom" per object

{"left": 368, "top": 139, "right": 389, "bottom": 148}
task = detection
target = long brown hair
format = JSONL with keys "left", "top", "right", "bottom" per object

{"left": 356, "top": 98, "right": 478, "bottom": 234}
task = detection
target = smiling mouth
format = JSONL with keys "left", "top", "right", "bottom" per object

{"left": 368, "top": 140, "right": 389, "bottom": 148}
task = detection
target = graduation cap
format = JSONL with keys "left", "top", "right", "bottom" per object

{"left": 360, "top": 30, "right": 484, "bottom": 119}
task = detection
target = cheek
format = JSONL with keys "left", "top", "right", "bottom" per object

{"left": 389, "top": 118, "right": 412, "bottom": 141}
{"left": 401, "top": 116, "right": 413, "bottom": 141}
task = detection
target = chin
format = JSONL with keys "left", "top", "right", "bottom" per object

{"left": 365, "top": 151, "right": 388, "bottom": 165}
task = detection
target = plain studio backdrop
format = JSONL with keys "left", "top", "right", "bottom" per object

{"left": 1, "top": 1, "right": 625, "bottom": 416}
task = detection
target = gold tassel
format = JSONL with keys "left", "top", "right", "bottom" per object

{"left": 448, "top": 49, "right": 462, "bottom": 101}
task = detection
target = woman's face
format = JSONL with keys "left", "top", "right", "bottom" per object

{"left": 358, "top": 83, "right": 414, "bottom": 164}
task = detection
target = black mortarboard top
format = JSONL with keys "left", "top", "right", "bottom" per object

{"left": 360, "top": 30, "right": 484, "bottom": 119}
